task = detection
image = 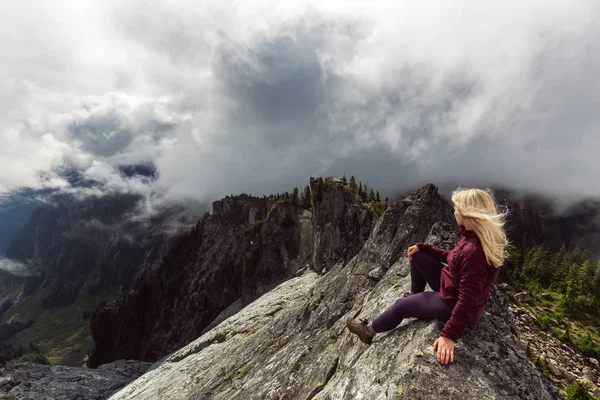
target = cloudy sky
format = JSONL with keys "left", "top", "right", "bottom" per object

{"left": 1, "top": 0, "right": 599, "bottom": 207}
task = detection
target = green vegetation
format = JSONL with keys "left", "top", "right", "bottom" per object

{"left": 302, "top": 186, "right": 312, "bottom": 209}
{"left": 239, "top": 363, "right": 252, "bottom": 376}
{"left": 501, "top": 243, "right": 600, "bottom": 361}
{"left": 2, "top": 342, "right": 49, "bottom": 365}
{"left": 259, "top": 338, "right": 275, "bottom": 352}
{"left": 263, "top": 175, "right": 387, "bottom": 215}
{"left": 565, "top": 380, "right": 595, "bottom": 400}
{"left": 0, "top": 287, "right": 108, "bottom": 366}
{"left": 291, "top": 360, "right": 300, "bottom": 371}
{"left": 532, "top": 355, "right": 551, "bottom": 380}
{"left": 341, "top": 175, "right": 388, "bottom": 216}
{"left": 245, "top": 219, "right": 263, "bottom": 232}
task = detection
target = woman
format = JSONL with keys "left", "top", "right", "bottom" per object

{"left": 346, "top": 188, "right": 508, "bottom": 366}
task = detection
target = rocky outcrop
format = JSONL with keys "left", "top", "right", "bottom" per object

{"left": 109, "top": 184, "right": 558, "bottom": 400}
{"left": 89, "top": 195, "right": 313, "bottom": 368}
{"left": 310, "top": 176, "right": 374, "bottom": 272}
{"left": 515, "top": 292, "right": 532, "bottom": 303}
{"left": 509, "top": 302, "right": 600, "bottom": 397}
{"left": 0, "top": 359, "right": 151, "bottom": 399}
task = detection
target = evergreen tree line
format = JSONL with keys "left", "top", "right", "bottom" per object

{"left": 505, "top": 243, "right": 600, "bottom": 315}
{"left": 264, "top": 175, "right": 389, "bottom": 215}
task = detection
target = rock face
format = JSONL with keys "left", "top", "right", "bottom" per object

{"left": 310, "top": 177, "right": 375, "bottom": 273}
{"left": 109, "top": 184, "right": 558, "bottom": 400}
{"left": 89, "top": 194, "right": 326, "bottom": 367}
{"left": 0, "top": 359, "right": 151, "bottom": 399}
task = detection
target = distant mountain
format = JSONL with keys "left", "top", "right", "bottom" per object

{"left": 0, "top": 188, "right": 200, "bottom": 365}
{"left": 0, "top": 193, "right": 39, "bottom": 254}
{"left": 492, "top": 188, "right": 600, "bottom": 256}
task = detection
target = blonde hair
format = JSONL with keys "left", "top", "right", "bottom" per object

{"left": 451, "top": 188, "right": 509, "bottom": 268}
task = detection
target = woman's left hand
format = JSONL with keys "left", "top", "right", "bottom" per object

{"left": 432, "top": 336, "right": 455, "bottom": 365}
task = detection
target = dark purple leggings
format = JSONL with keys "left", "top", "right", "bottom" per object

{"left": 371, "top": 252, "right": 479, "bottom": 333}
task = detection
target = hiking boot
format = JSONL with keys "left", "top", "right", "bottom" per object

{"left": 346, "top": 316, "right": 375, "bottom": 344}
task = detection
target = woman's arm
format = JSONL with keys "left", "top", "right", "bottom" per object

{"left": 439, "top": 245, "right": 488, "bottom": 342}
{"left": 415, "top": 242, "right": 451, "bottom": 263}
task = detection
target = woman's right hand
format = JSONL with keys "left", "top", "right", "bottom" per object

{"left": 407, "top": 245, "right": 420, "bottom": 261}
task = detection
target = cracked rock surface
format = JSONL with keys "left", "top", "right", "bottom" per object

{"left": 0, "top": 360, "right": 151, "bottom": 400}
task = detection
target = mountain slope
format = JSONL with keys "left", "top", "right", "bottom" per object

{"left": 0, "top": 192, "right": 189, "bottom": 365}
{"left": 89, "top": 177, "right": 375, "bottom": 367}
{"left": 110, "top": 183, "right": 558, "bottom": 400}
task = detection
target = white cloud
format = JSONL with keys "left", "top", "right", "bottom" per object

{"left": 0, "top": 256, "right": 31, "bottom": 276}
{"left": 0, "top": 0, "right": 599, "bottom": 204}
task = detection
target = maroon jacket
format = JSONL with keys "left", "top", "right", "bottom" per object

{"left": 416, "top": 225, "right": 500, "bottom": 342}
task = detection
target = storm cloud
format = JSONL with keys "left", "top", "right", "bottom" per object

{"left": 0, "top": 0, "right": 599, "bottom": 206}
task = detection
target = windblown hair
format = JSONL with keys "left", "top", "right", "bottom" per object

{"left": 452, "top": 188, "right": 509, "bottom": 268}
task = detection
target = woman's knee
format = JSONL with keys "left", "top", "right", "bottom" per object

{"left": 411, "top": 251, "right": 432, "bottom": 268}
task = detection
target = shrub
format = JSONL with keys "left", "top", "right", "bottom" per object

{"left": 538, "top": 314, "right": 551, "bottom": 331}
{"left": 565, "top": 380, "right": 594, "bottom": 400}
{"left": 576, "top": 334, "right": 599, "bottom": 358}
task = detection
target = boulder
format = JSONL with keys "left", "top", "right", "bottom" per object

{"left": 501, "top": 283, "right": 516, "bottom": 293}
{"left": 541, "top": 293, "right": 554, "bottom": 301}
{"left": 515, "top": 292, "right": 532, "bottom": 303}
{"left": 584, "top": 366, "right": 597, "bottom": 383}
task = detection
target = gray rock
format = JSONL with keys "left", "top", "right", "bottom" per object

{"left": 589, "top": 357, "right": 600, "bottom": 371}
{"left": 501, "top": 283, "right": 516, "bottom": 293}
{"left": 0, "top": 360, "right": 151, "bottom": 399}
{"left": 515, "top": 292, "right": 532, "bottom": 303}
{"left": 109, "top": 184, "right": 558, "bottom": 400}
{"left": 584, "top": 366, "right": 597, "bottom": 382}
{"left": 562, "top": 369, "right": 577, "bottom": 382}
{"left": 541, "top": 293, "right": 554, "bottom": 301}
{"left": 310, "top": 177, "right": 375, "bottom": 273}
{"left": 548, "top": 359, "right": 563, "bottom": 377}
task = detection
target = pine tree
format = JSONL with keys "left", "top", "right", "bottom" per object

{"left": 592, "top": 261, "right": 600, "bottom": 305}
{"left": 535, "top": 246, "right": 552, "bottom": 286}
{"left": 385, "top": 197, "right": 389, "bottom": 204}
{"left": 504, "top": 244, "right": 523, "bottom": 282}
{"left": 522, "top": 245, "right": 544, "bottom": 282}
{"left": 376, "top": 190, "right": 381, "bottom": 202}
{"left": 349, "top": 176, "right": 358, "bottom": 193}
{"left": 292, "top": 187, "right": 299, "bottom": 205}
{"left": 342, "top": 174, "right": 348, "bottom": 186}
{"left": 564, "top": 262, "right": 582, "bottom": 313}
{"left": 549, "top": 243, "right": 568, "bottom": 277}
{"left": 369, "top": 189, "right": 375, "bottom": 202}
{"left": 579, "top": 260, "right": 595, "bottom": 297}
{"left": 313, "top": 178, "right": 325, "bottom": 203}
{"left": 552, "top": 249, "right": 574, "bottom": 293}
{"left": 303, "top": 186, "right": 311, "bottom": 210}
